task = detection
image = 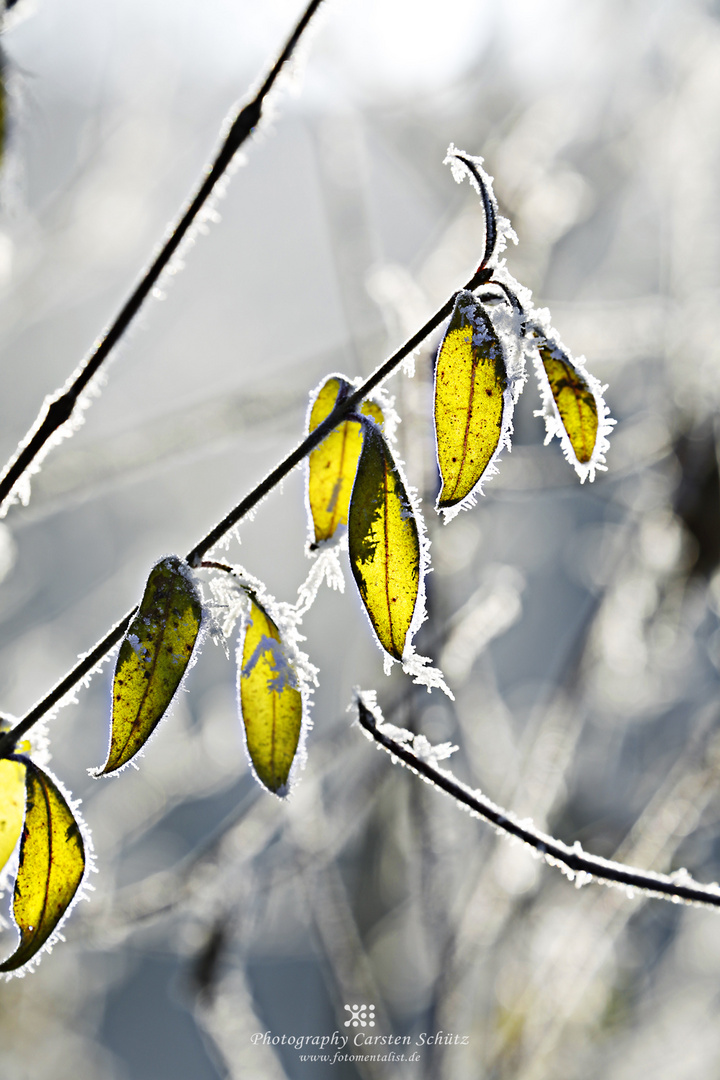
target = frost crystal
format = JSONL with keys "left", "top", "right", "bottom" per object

{"left": 356, "top": 693, "right": 720, "bottom": 912}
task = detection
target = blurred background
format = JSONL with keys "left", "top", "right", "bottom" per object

{"left": 1, "top": 0, "right": 720, "bottom": 1076}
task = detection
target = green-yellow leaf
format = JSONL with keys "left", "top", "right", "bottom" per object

{"left": 538, "top": 344, "right": 598, "bottom": 465}
{"left": 434, "top": 291, "right": 508, "bottom": 509}
{"left": 238, "top": 597, "right": 302, "bottom": 794}
{"left": 348, "top": 420, "right": 420, "bottom": 660}
{"left": 98, "top": 555, "right": 203, "bottom": 775}
{"left": 307, "top": 375, "right": 384, "bottom": 545}
{"left": 0, "top": 761, "right": 85, "bottom": 973}
{"left": 0, "top": 757, "right": 26, "bottom": 878}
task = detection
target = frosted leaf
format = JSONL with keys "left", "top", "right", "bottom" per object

{"left": 435, "top": 292, "right": 527, "bottom": 523}
{"left": 237, "top": 601, "right": 303, "bottom": 796}
{"left": 528, "top": 309, "right": 614, "bottom": 482}
{"left": 304, "top": 373, "right": 399, "bottom": 551}
{"left": 348, "top": 422, "right": 452, "bottom": 697}
{"left": 205, "top": 563, "right": 318, "bottom": 795}
{"left": 94, "top": 557, "right": 204, "bottom": 777}
{"left": 205, "top": 563, "right": 319, "bottom": 704}
{"left": 0, "top": 763, "right": 96, "bottom": 979}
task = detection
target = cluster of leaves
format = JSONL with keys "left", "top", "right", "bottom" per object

{"left": 0, "top": 138, "right": 615, "bottom": 974}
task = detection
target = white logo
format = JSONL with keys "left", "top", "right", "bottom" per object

{"left": 344, "top": 1003, "right": 376, "bottom": 1027}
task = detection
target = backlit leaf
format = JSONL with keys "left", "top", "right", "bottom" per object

{"left": 538, "top": 343, "right": 599, "bottom": 465}
{"left": 348, "top": 419, "right": 420, "bottom": 660}
{"left": 307, "top": 375, "right": 384, "bottom": 545}
{"left": 434, "top": 291, "right": 509, "bottom": 510}
{"left": 98, "top": 555, "right": 203, "bottom": 775}
{"left": 238, "top": 595, "right": 303, "bottom": 794}
{"left": 0, "top": 761, "right": 85, "bottom": 973}
{"left": 0, "top": 756, "right": 25, "bottom": 878}
{"left": 0, "top": 722, "right": 31, "bottom": 881}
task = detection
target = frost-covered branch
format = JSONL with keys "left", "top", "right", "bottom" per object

{"left": 0, "top": 266, "right": 489, "bottom": 759}
{"left": 0, "top": 0, "right": 326, "bottom": 517}
{"left": 0, "top": 611, "right": 136, "bottom": 759}
{"left": 355, "top": 693, "right": 720, "bottom": 910}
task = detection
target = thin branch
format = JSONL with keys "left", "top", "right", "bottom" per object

{"left": 0, "top": 265, "right": 491, "bottom": 758}
{"left": 0, "top": 610, "right": 136, "bottom": 758}
{"left": 0, "top": 0, "right": 326, "bottom": 517}
{"left": 448, "top": 151, "right": 498, "bottom": 272}
{"left": 355, "top": 695, "right": 720, "bottom": 910}
{"left": 185, "top": 264, "right": 491, "bottom": 565}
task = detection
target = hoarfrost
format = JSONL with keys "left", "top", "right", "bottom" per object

{"left": 527, "top": 307, "right": 615, "bottom": 483}
{"left": 355, "top": 693, "right": 720, "bottom": 912}
{"left": 296, "top": 546, "right": 345, "bottom": 616}
{"left": 209, "top": 563, "right": 318, "bottom": 796}
{"left": 438, "top": 147, "right": 613, "bottom": 494}
{"left": 444, "top": 145, "right": 500, "bottom": 261}
{"left": 0, "top": 364, "right": 108, "bottom": 517}
{"left": 354, "top": 437, "right": 453, "bottom": 698}
{"left": 353, "top": 696, "right": 458, "bottom": 769}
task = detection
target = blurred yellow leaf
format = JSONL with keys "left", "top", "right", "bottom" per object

{"left": 98, "top": 556, "right": 203, "bottom": 775}
{"left": 307, "top": 375, "right": 384, "bottom": 545}
{"left": 0, "top": 761, "right": 85, "bottom": 973}
{"left": 348, "top": 420, "right": 419, "bottom": 660}
{"left": 434, "top": 291, "right": 507, "bottom": 509}
{"left": 239, "top": 596, "right": 302, "bottom": 794}
{"left": 539, "top": 344, "right": 598, "bottom": 465}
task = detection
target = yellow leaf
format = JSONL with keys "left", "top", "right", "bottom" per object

{"left": 348, "top": 420, "right": 420, "bottom": 660}
{"left": 0, "top": 761, "right": 85, "bottom": 973}
{"left": 0, "top": 758, "right": 25, "bottom": 878}
{"left": 307, "top": 375, "right": 384, "bottom": 545}
{"left": 0, "top": 63, "right": 5, "bottom": 171}
{"left": 0, "top": 722, "right": 32, "bottom": 880}
{"left": 538, "top": 344, "right": 598, "bottom": 465}
{"left": 238, "top": 596, "right": 303, "bottom": 794}
{"left": 98, "top": 555, "right": 203, "bottom": 775}
{"left": 434, "top": 291, "right": 508, "bottom": 509}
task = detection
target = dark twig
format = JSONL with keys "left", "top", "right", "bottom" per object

{"left": 0, "top": 0, "right": 326, "bottom": 517}
{"left": 0, "top": 610, "right": 136, "bottom": 758}
{"left": 355, "top": 696, "right": 720, "bottom": 910}
{"left": 449, "top": 151, "right": 498, "bottom": 272}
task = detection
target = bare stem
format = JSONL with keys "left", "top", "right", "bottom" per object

{"left": 0, "top": 610, "right": 137, "bottom": 758}
{"left": 355, "top": 696, "right": 720, "bottom": 910}
{"left": 449, "top": 151, "right": 498, "bottom": 271}
{"left": 0, "top": 0, "right": 326, "bottom": 517}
